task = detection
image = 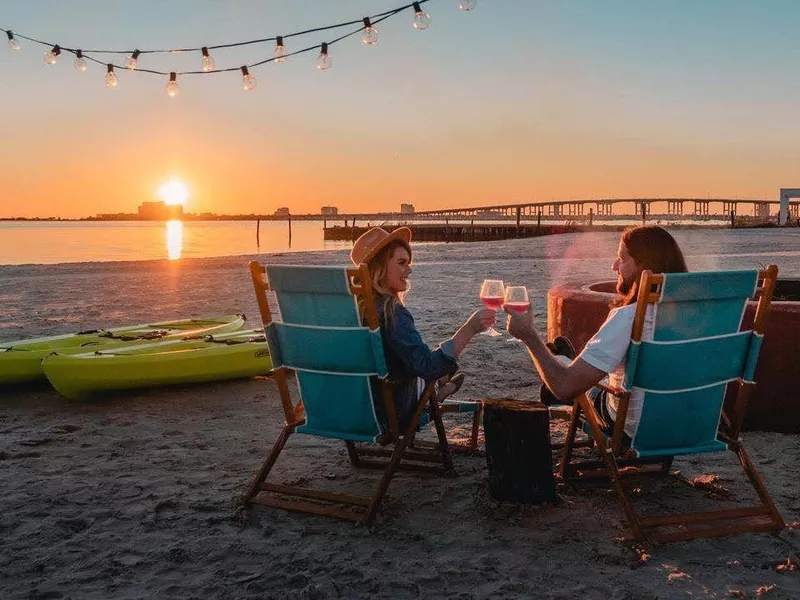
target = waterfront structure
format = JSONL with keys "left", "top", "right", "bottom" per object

{"left": 137, "top": 201, "right": 183, "bottom": 220}
{"left": 320, "top": 206, "right": 338, "bottom": 216}
{"left": 780, "top": 188, "right": 800, "bottom": 226}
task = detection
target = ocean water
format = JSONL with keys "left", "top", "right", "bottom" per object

{"left": 1, "top": 219, "right": 794, "bottom": 267}
{"left": 0, "top": 220, "right": 349, "bottom": 265}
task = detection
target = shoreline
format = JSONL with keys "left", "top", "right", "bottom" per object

{"left": 3, "top": 224, "right": 800, "bottom": 270}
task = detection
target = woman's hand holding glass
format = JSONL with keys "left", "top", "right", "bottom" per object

{"left": 479, "top": 279, "right": 506, "bottom": 337}
{"left": 465, "top": 308, "right": 498, "bottom": 336}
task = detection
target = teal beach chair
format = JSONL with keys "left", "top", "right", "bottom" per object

{"left": 559, "top": 265, "right": 785, "bottom": 542}
{"left": 244, "top": 261, "right": 472, "bottom": 524}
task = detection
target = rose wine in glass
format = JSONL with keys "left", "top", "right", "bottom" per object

{"left": 503, "top": 286, "right": 530, "bottom": 313}
{"left": 479, "top": 279, "right": 505, "bottom": 337}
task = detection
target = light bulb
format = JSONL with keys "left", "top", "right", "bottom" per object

{"left": 201, "top": 47, "right": 215, "bottom": 72}
{"left": 274, "top": 36, "right": 286, "bottom": 64}
{"left": 166, "top": 72, "right": 179, "bottom": 97}
{"left": 241, "top": 66, "right": 257, "bottom": 91}
{"left": 459, "top": 0, "right": 477, "bottom": 10}
{"left": 125, "top": 49, "right": 140, "bottom": 70}
{"left": 105, "top": 63, "right": 118, "bottom": 88}
{"left": 6, "top": 31, "right": 20, "bottom": 51}
{"left": 44, "top": 44, "right": 61, "bottom": 65}
{"left": 362, "top": 17, "right": 378, "bottom": 45}
{"left": 412, "top": 2, "right": 431, "bottom": 29}
{"left": 316, "top": 43, "right": 331, "bottom": 70}
{"left": 74, "top": 50, "right": 87, "bottom": 72}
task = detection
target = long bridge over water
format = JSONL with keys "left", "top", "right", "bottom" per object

{"left": 254, "top": 194, "right": 800, "bottom": 225}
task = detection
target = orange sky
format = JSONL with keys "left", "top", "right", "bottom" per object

{"left": 2, "top": 1, "right": 799, "bottom": 218}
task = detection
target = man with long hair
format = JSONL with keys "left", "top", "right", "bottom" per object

{"left": 505, "top": 226, "right": 688, "bottom": 440}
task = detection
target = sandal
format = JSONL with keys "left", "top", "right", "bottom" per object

{"left": 437, "top": 372, "right": 465, "bottom": 402}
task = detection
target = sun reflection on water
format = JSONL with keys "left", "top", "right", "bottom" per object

{"left": 166, "top": 220, "right": 183, "bottom": 260}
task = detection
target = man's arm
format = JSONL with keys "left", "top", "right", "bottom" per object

{"left": 505, "top": 307, "right": 606, "bottom": 402}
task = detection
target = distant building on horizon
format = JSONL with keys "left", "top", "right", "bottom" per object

{"left": 320, "top": 206, "right": 338, "bottom": 216}
{"left": 138, "top": 201, "right": 183, "bottom": 220}
{"left": 274, "top": 207, "right": 290, "bottom": 217}
{"left": 400, "top": 203, "right": 415, "bottom": 214}
{"left": 96, "top": 213, "right": 136, "bottom": 220}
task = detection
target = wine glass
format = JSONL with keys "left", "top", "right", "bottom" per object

{"left": 479, "top": 279, "right": 505, "bottom": 337}
{"left": 503, "top": 286, "right": 530, "bottom": 342}
{"left": 503, "top": 286, "right": 530, "bottom": 313}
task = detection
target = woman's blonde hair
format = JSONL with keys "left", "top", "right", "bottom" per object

{"left": 367, "top": 239, "right": 411, "bottom": 325}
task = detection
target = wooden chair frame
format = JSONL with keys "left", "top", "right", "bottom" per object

{"left": 243, "top": 260, "right": 479, "bottom": 525}
{"left": 559, "top": 265, "right": 785, "bottom": 542}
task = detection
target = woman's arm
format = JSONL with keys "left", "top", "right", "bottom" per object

{"left": 444, "top": 309, "right": 497, "bottom": 358}
{"left": 386, "top": 305, "right": 458, "bottom": 380}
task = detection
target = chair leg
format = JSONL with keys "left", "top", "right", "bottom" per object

{"left": 244, "top": 424, "right": 294, "bottom": 504}
{"left": 578, "top": 395, "right": 645, "bottom": 541}
{"left": 428, "top": 391, "right": 455, "bottom": 474}
{"left": 362, "top": 433, "right": 410, "bottom": 525}
{"left": 732, "top": 442, "right": 786, "bottom": 529}
{"left": 558, "top": 400, "right": 583, "bottom": 479}
{"left": 469, "top": 402, "right": 483, "bottom": 451}
{"left": 363, "top": 385, "right": 437, "bottom": 525}
{"left": 345, "top": 440, "right": 361, "bottom": 467}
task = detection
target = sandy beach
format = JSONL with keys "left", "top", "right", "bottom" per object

{"left": 2, "top": 232, "right": 799, "bottom": 599}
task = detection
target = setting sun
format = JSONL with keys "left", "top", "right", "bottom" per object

{"left": 158, "top": 179, "right": 189, "bottom": 206}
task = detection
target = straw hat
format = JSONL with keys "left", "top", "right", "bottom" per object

{"left": 350, "top": 226, "right": 412, "bottom": 266}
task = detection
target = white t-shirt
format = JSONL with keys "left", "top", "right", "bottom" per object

{"left": 576, "top": 302, "right": 655, "bottom": 439}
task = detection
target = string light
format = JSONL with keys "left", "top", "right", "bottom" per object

{"left": 274, "top": 36, "right": 287, "bottom": 64}
{"left": 44, "top": 44, "right": 60, "bottom": 65}
{"left": 105, "top": 63, "right": 118, "bottom": 87}
{"left": 412, "top": 2, "right": 431, "bottom": 29}
{"left": 125, "top": 49, "right": 140, "bottom": 70}
{"left": 316, "top": 42, "right": 331, "bottom": 70}
{"left": 0, "top": 0, "right": 473, "bottom": 97}
{"left": 241, "top": 65, "right": 257, "bottom": 90}
{"left": 6, "top": 30, "right": 20, "bottom": 51}
{"left": 166, "top": 72, "right": 179, "bottom": 97}
{"left": 74, "top": 49, "right": 87, "bottom": 71}
{"left": 201, "top": 46, "right": 215, "bottom": 72}
{"left": 362, "top": 17, "right": 378, "bottom": 45}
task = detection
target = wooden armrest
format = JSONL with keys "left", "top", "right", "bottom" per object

{"left": 595, "top": 382, "right": 625, "bottom": 397}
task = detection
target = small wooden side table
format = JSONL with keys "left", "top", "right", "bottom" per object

{"left": 483, "top": 398, "right": 556, "bottom": 504}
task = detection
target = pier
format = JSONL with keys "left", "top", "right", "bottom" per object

{"left": 323, "top": 223, "right": 591, "bottom": 243}
{"left": 319, "top": 195, "right": 799, "bottom": 243}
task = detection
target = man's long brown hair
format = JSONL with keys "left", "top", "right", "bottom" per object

{"left": 613, "top": 226, "right": 688, "bottom": 307}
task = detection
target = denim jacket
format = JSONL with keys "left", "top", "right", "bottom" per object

{"left": 377, "top": 299, "right": 458, "bottom": 382}
{"left": 375, "top": 298, "right": 458, "bottom": 431}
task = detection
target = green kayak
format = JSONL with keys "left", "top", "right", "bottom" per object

{"left": 0, "top": 315, "right": 246, "bottom": 386}
{"left": 42, "top": 329, "right": 272, "bottom": 400}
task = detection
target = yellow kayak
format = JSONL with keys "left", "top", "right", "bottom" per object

{"left": 0, "top": 315, "right": 246, "bottom": 386}
{"left": 42, "top": 329, "right": 272, "bottom": 400}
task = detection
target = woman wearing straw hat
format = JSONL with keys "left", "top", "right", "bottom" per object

{"left": 351, "top": 226, "right": 496, "bottom": 430}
